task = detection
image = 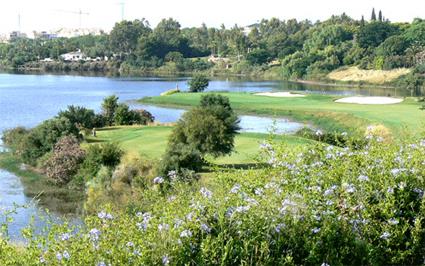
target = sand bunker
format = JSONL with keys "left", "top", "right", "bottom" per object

{"left": 335, "top": 96, "right": 403, "bottom": 105}
{"left": 255, "top": 92, "right": 306, "bottom": 98}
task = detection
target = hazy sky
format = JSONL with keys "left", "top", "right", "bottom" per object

{"left": 2, "top": 0, "right": 424, "bottom": 33}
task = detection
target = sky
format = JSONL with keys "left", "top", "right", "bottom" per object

{"left": 1, "top": 0, "right": 424, "bottom": 33}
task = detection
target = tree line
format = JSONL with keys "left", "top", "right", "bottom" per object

{"left": 1, "top": 10, "right": 425, "bottom": 82}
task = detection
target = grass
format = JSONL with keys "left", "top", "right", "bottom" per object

{"left": 139, "top": 92, "right": 425, "bottom": 136}
{"left": 0, "top": 152, "right": 84, "bottom": 214}
{"left": 327, "top": 66, "right": 411, "bottom": 84}
{"left": 85, "top": 125, "right": 312, "bottom": 165}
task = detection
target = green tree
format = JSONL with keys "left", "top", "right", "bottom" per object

{"left": 246, "top": 49, "right": 270, "bottom": 65}
{"left": 161, "top": 94, "right": 239, "bottom": 173}
{"left": 188, "top": 75, "right": 209, "bottom": 92}
{"left": 109, "top": 19, "right": 151, "bottom": 56}
{"left": 101, "top": 95, "right": 119, "bottom": 126}
{"left": 357, "top": 22, "right": 399, "bottom": 48}
{"left": 57, "top": 105, "right": 98, "bottom": 129}
{"left": 371, "top": 8, "right": 377, "bottom": 21}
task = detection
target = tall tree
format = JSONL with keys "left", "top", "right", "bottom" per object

{"left": 378, "top": 10, "right": 383, "bottom": 22}
{"left": 109, "top": 19, "right": 151, "bottom": 56}
{"left": 371, "top": 8, "right": 377, "bottom": 21}
{"left": 101, "top": 95, "right": 119, "bottom": 126}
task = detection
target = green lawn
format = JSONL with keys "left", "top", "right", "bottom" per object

{"left": 139, "top": 92, "right": 425, "bottom": 135}
{"left": 86, "top": 125, "right": 311, "bottom": 165}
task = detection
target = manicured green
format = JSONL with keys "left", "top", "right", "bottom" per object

{"left": 139, "top": 92, "right": 424, "bottom": 135}
{"left": 85, "top": 125, "right": 311, "bottom": 165}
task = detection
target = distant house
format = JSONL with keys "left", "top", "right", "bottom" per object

{"left": 243, "top": 23, "right": 260, "bottom": 36}
{"left": 60, "top": 50, "right": 86, "bottom": 62}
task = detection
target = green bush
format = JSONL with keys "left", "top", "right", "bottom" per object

{"left": 1, "top": 127, "right": 29, "bottom": 151}
{"left": 17, "top": 117, "right": 80, "bottom": 165}
{"left": 57, "top": 105, "right": 99, "bottom": 129}
{"left": 187, "top": 74, "right": 209, "bottom": 92}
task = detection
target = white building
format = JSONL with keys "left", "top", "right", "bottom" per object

{"left": 60, "top": 50, "right": 86, "bottom": 62}
{"left": 243, "top": 23, "right": 260, "bottom": 36}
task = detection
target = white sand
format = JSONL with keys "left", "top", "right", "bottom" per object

{"left": 255, "top": 92, "right": 306, "bottom": 98}
{"left": 335, "top": 96, "right": 403, "bottom": 105}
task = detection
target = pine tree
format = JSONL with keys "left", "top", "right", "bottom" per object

{"left": 371, "top": 8, "right": 377, "bottom": 21}
{"left": 378, "top": 10, "right": 383, "bottom": 22}
{"left": 361, "top": 15, "right": 365, "bottom": 26}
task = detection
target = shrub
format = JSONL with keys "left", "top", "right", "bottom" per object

{"left": 1, "top": 127, "right": 29, "bottom": 151}
{"left": 187, "top": 74, "right": 209, "bottom": 92}
{"left": 135, "top": 109, "right": 155, "bottom": 125}
{"left": 18, "top": 117, "right": 80, "bottom": 165}
{"left": 158, "top": 143, "right": 204, "bottom": 175}
{"left": 43, "top": 136, "right": 85, "bottom": 185}
{"left": 101, "top": 95, "right": 119, "bottom": 126}
{"left": 57, "top": 105, "right": 98, "bottom": 129}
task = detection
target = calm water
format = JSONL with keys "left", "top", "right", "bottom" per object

{"left": 0, "top": 72, "right": 409, "bottom": 240}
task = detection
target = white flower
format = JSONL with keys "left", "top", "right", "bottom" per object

{"left": 158, "top": 223, "right": 170, "bottom": 232}
{"left": 254, "top": 188, "right": 263, "bottom": 196}
{"left": 388, "top": 218, "right": 399, "bottom": 225}
{"left": 358, "top": 175, "right": 369, "bottom": 182}
{"left": 312, "top": 227, "right": 321, "bottom": 234}
{"left": 174, "top": 219, "right": 184, "bottom": 229}
{"left": 180, "top": 230, "right": 192, "bottom": 238}
{"left": 235, "top": 205, "right": 251, "bottom": 213}
{"left": 201, "top": 223, "right": 211, "bottom": 234}
{"left": 200, "top": 187, "right": 213, "bottom": 199}
{"left": 275, "top": 223, "right": 285, "bottom": 233}
{"left": 153, "top": 176, "right": 165, "bottom": 184}
{"left": 315, "top": 130, "right": 323, "bottom": 136}
{"left": 343, "top": 183, "right": 356, "bottom": 193}
{"left": 162, "top": 255, "right": 170, "bottom": 265}
{"left": 230, "top": 184, "right": 241, "bottom": 194}
{"left": 321, "top": 263, "right": 330, "bottom": 266}
{"left": 380, "top": 231, "right": 391, "bottom": 240}
{"left": 62, "top": 251, "right": 70, "bottom": 260}
{"left": 89, "top": 228, "right": 101, "bottom": 242}
{"left": 60, "top": 233, "right": 71, "bottom": 241}
{"left": 98, "top": 211, "right": 113, "bottom": 220}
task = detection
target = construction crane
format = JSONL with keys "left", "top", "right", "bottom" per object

{"left": 55, "top": 9, "right": 90, "bottom": 28}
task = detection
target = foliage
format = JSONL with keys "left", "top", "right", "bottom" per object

{"left": 101, "top": 95, "right": 119, "bottom": 126}
{"left": 16, "top": 117, "right": 80, "bottom": 165}
{"left": 187, "top": 74, "right": 209, "bottom": 92}
{"left": 58, "top": 105, "right": 100, "bottom": 129}
{"left": 1, "top": 127, "right": 29, "bottom": 151}
{"left": 160, "top": 94, "right": 239, "bottom": 174}
{"left": 2, "top": 138, "right": 425, "bottom": 264}
{"left": 43, "top": 136, "right": 85, "bottom": 185}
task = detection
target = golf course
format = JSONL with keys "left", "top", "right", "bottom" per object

{"left": 139, "top": 92, "right": 425, "bottom": 136}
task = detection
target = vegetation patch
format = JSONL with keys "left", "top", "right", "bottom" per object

{"left": 328, "top": 66, "right": 411, "bottom": 84}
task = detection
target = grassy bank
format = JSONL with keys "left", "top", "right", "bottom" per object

{"left": 327, "top": 67, "right": 411, "bottom": 85}
{"left": 85, "top": 125, "right": 312, "bottom": 166}
{"left": 0, "top": 152, "right": 84, "bottom": 214}
{"left": 139, "top": 92, "right": 424, "bottom": 136}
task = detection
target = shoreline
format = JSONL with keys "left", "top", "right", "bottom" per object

{"left": 0, "top": 66, "right": 401, "bottom": 90}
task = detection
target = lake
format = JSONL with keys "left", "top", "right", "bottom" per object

{"left": 0, "top": 72, "right": 410, "bottom": 240}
